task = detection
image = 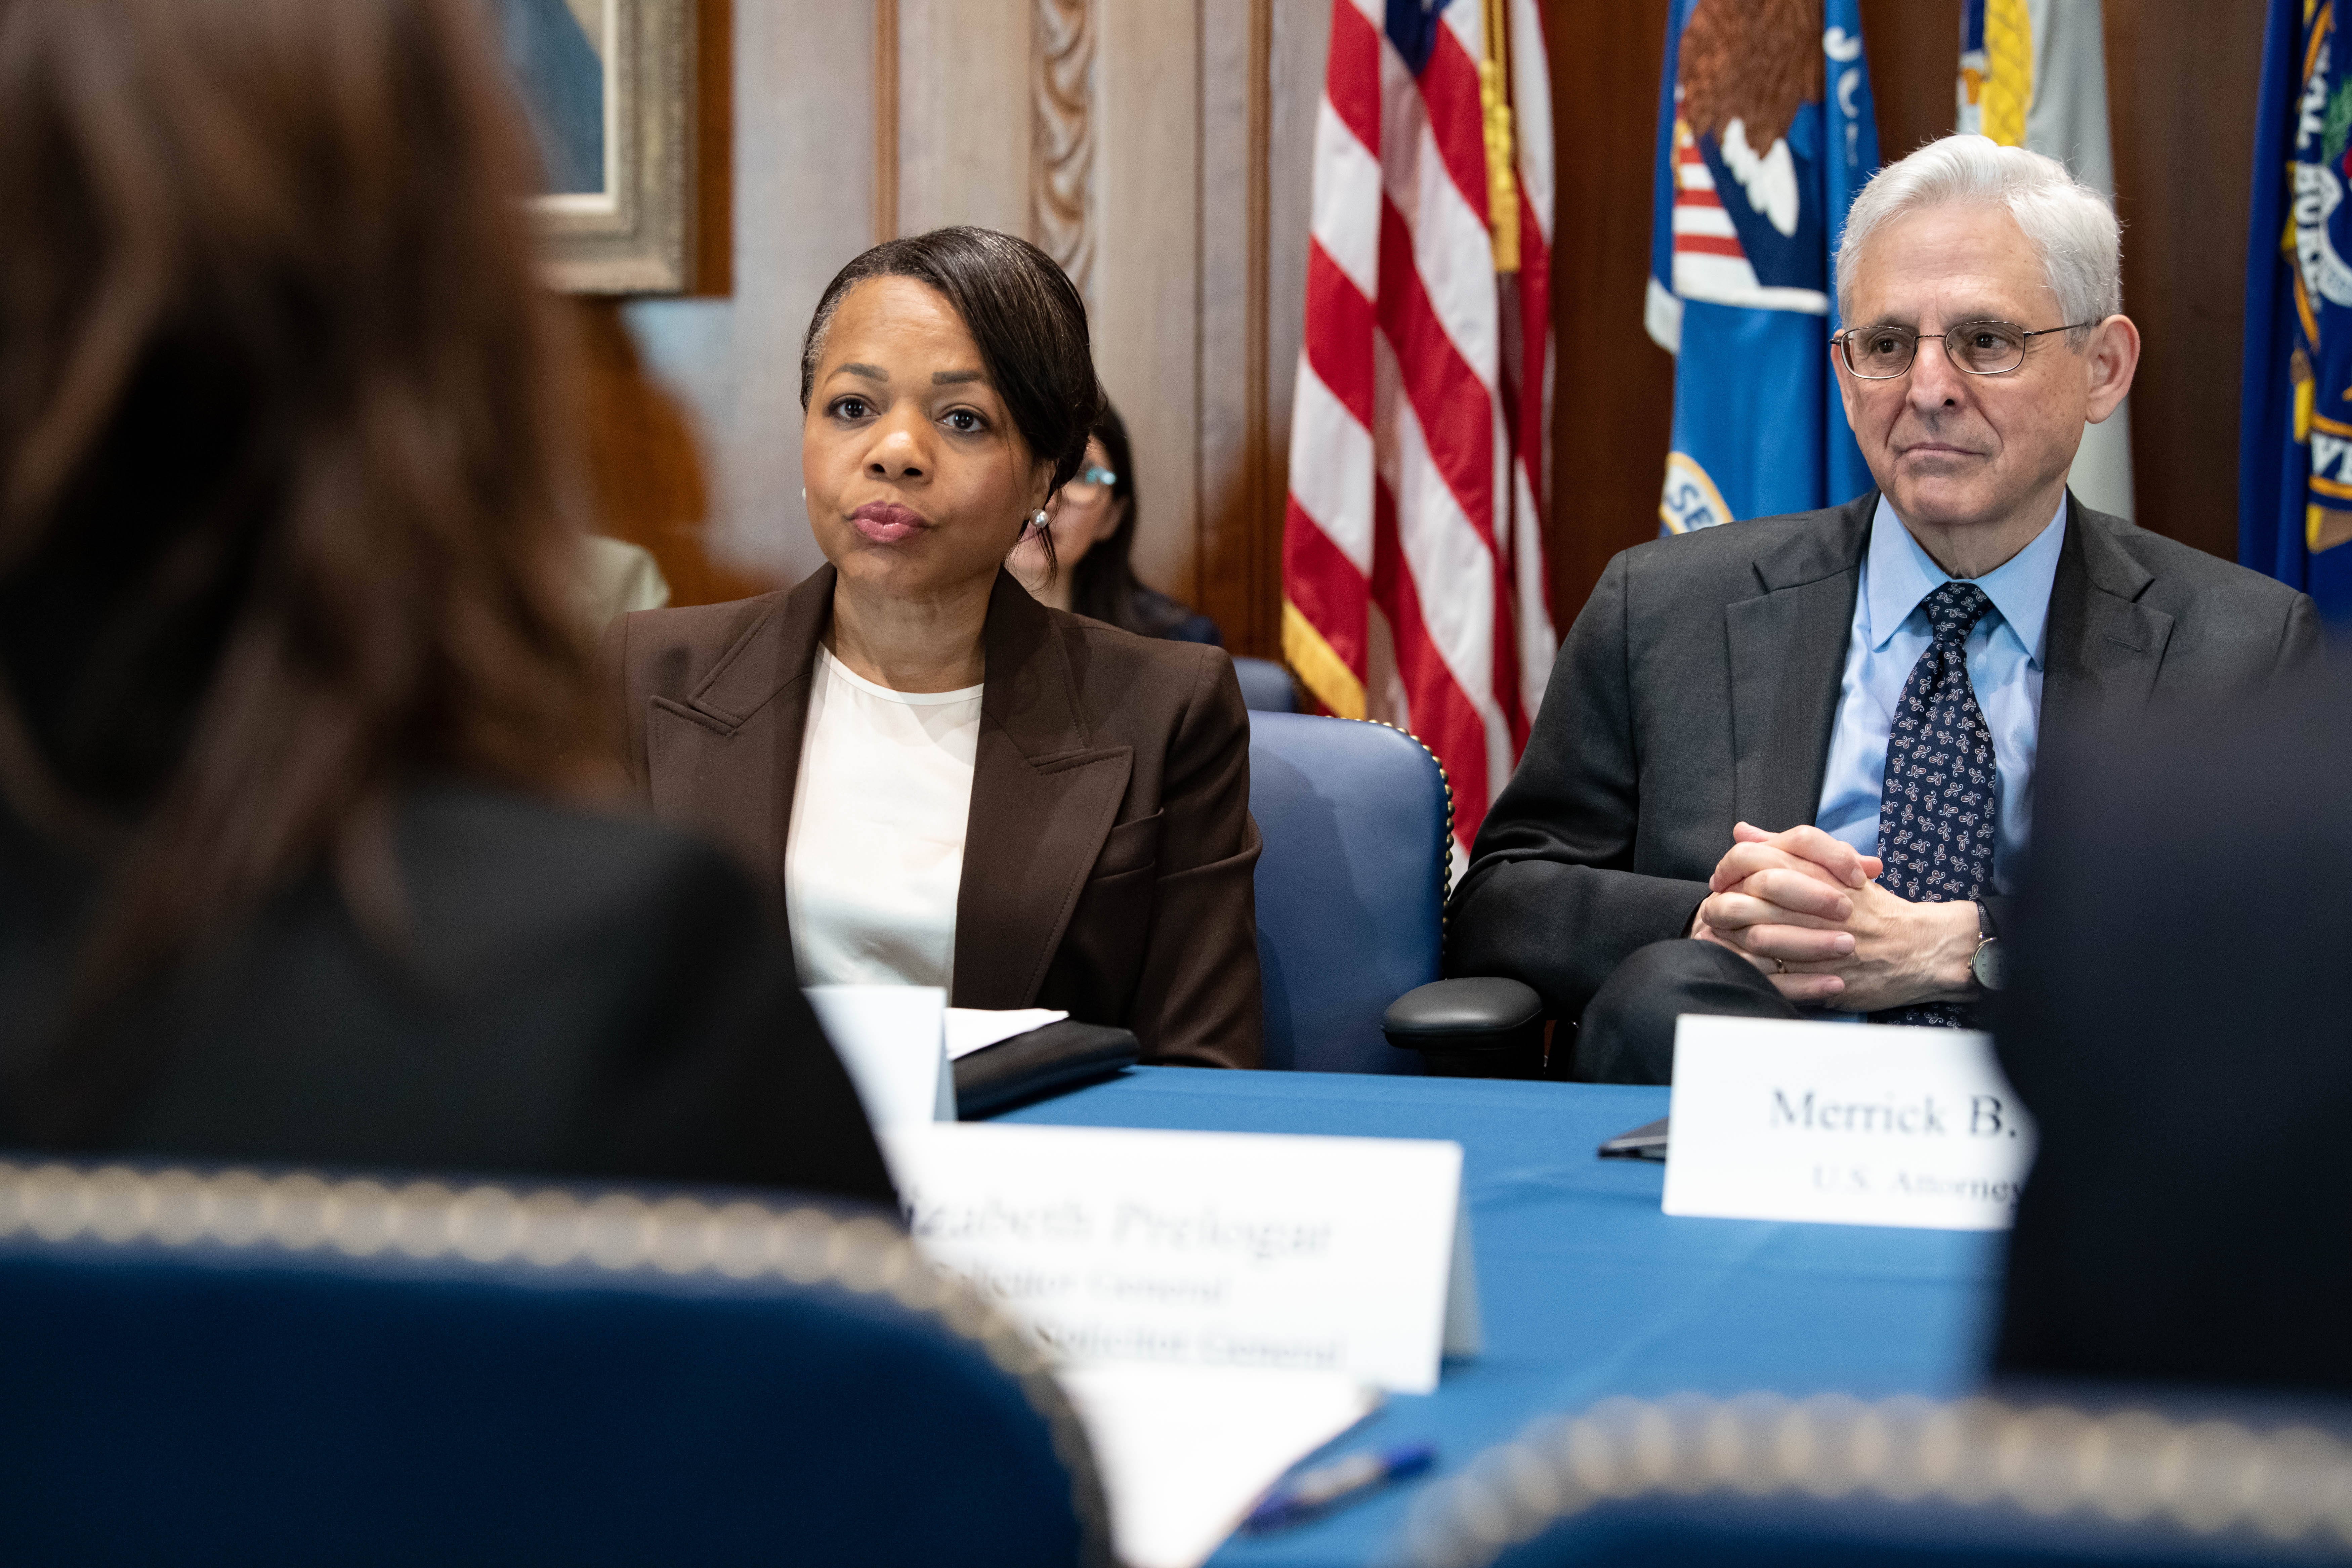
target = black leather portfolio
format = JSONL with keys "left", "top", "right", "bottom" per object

{"left": 953, "top": 1019, "right": 1139, "bottom": 1119}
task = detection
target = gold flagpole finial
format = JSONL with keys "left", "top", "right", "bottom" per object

{"left": 1480, "top": 0, "right": 1521, "bottom": 273}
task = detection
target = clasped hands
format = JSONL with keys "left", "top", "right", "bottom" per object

{"left": 1688, "top": 822, "right": 1979, "bottom": 1013}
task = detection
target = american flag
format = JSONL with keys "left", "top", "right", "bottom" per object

{"left": 1281, "top": 0, "right": 1556, "bottom": 857}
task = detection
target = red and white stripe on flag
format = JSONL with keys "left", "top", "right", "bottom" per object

{"left": 1281, "top": 0, "right": 1556, "bottom": 857}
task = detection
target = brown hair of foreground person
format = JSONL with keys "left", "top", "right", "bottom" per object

{"left": 0, "top": 0, "right": 587, "bottom": 1002}
{"left": 0, "top": 0, "right": 893, "bottom": 1203}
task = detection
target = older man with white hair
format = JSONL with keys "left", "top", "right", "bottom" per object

{"left": 1449, "top": 134, "right": 2320, "bottom": 1082}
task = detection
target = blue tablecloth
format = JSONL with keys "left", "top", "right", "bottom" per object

{"left": 1004, "top": 1067, "right": 2005, "bottom": 1568}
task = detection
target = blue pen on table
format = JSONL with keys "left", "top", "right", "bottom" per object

{"left": 1241, "top": 1442, "right": 1437, "bottom": 1533}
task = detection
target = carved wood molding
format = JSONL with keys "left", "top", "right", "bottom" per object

{"left": 1032, "top": 0, "right": 1093, "bottom": 291}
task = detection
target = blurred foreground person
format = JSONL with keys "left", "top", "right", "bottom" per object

{"left": 1994, "top": 670, "right": 2351, "bottom": 1395}
{"left": 604, "top": 228, "right": 1262, "bottom": 1068}
{"left": 0, "top": 0, "right": 891, "bottom": 1202}
{"left": 1007, "top": 399, "right": 1223, "bottom": 645}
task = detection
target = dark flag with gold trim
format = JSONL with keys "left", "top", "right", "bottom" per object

{"left": 2242, "top": 0, "right": 2352, "bottom": 618}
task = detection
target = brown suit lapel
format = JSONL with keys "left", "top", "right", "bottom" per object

{"left": 952, "top": 570, "right": 1132, "bottom": 1008}
{"left": 2038, "top": 495, "right": 2173, "bottom": 745}
{"left": 645, "top": 567, "right": 833, "bottom": 909}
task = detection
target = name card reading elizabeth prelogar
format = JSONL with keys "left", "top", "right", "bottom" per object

{"left": 881, "top": 1122, "right": 1479, "bottom": 1394}
{"left": 1662, "top": 1015, "right": 2037, "bottom": 1231}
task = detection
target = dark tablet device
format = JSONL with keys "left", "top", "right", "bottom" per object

{"left": 1597, "top": 1116, "right": 1669, "bottom": 1162}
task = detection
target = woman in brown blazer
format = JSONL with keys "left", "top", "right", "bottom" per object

{"left": 602, "top": 228, "right": 1262, "bottom": 1069}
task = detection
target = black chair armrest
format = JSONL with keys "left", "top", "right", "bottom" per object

{"left": 1382, "top": 977, "right": 1545, "bottom": 1078}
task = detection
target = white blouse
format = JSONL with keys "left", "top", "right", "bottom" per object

{"left": 784, "top": 646, "right": 983, "bottom": 991}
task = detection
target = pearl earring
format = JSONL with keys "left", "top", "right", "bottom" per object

{"left": 1031, "top": 510, "right": 1049, "bottom": 528}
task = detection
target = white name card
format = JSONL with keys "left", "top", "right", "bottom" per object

{"left": 805, "top": 985, "right": 954, "bottom": 1129}
{"left": 1662, "top": 1015, "right": 2037, "bottom": 1231}
{"left": 881, "top": 1122, "right": 1480, "bottom": 1394}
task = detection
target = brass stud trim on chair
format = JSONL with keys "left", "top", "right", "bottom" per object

{"left": 1391, "top": 1393, "right": 2352, "bottom": 1568}
{"left": 0, "top": 1158, "right": 1116, "bottom": 1568}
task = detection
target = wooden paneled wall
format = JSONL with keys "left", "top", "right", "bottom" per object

{"left": 613, "top": 0, "right": 879, "bottom": 590}
{"left": 1542, "top": 3, "right": 1676, "bottom": 636}
{"left": 586, "top": 0, "right": 2271, "bottom": 652}
{"left": 2104, "top": 0, "right": 2266, "bottom": 564}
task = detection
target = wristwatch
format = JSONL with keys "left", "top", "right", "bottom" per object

{"left": 1970, "top": 899, "right": 2007, "bottom": 992}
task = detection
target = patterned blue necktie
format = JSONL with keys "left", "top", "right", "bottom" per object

{"left": 1871, "top": 581, "right": 1997, "bottom": 1029}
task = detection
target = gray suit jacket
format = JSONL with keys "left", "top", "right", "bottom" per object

{"left": 1448, "top": 491, "right": 2322, "bottom": 1023}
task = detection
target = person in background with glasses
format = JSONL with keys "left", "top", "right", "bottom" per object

{"left": 1008, "top": 400, "right": 1223, "bottom": 646}
{"left": 1450, "top": 135, "right": 2318, "bottom": 1083}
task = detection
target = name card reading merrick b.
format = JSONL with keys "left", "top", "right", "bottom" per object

{"left": 881, "top": 1122, "right": 1480, "bottom": 1394}
{"left": 1662, "top": 1014, "right": 2037, "bottom": 1231}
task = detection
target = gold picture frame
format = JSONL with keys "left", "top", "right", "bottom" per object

{"left": 494, "top": 0, "right": 695, "bottom": 294}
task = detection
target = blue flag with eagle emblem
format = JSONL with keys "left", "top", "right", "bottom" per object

{"left": 2242, "top": 0, "right": 2352, "bottom": 620}
{"left": 1647, "top": 0, "right": 1879, "bottom": 535}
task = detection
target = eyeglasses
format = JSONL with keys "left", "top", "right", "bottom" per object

{"left": 1061, "top": 463, "right": 1119, "bottom": 501}
{"left": 1832, "top": 320, "right": 2095, "bottom": 379}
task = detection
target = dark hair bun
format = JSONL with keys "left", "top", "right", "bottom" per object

{"left": 800, "top": 227, "right": 1102, "bottom": 493}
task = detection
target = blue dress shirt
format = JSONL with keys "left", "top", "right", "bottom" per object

{"left": 1813, "top": 494, "right": 2066, "bottom": 896}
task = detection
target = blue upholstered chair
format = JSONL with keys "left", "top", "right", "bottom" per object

{"left": 1398, "top": 1391, "right": 2352, "bottom": 1568}
{"left": 1231, "top": 654, "right": 1298, "bottom": 712}
{"left": 1247, "top": 712, "right": 1449, "bottom": 1073}
{"left": 0, "top": 1158, "right": 1108, "bottom": 1568}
